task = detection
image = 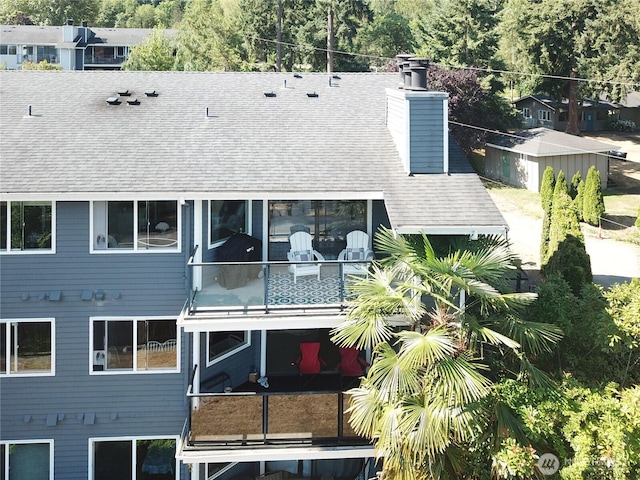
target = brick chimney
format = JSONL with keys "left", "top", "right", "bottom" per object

{"left": 386, "top": 56, "right": 449, "bottom": 174}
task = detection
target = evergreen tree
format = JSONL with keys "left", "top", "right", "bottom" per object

{"left": 543, "top": 186, "right": 591, "bottom": 293}
{"left": 573, "top": 179, "right": 585, "bottom": 222}
{"left": 582, "top": 166, "right": 605, "bottom": 226}
{"left": 569, "top": 171, "right": 582, "bottom": 199}
{"left": 539, "top": 166, "right": 555, "bottom": 263}
{"left": 554, "top": 170, "right": 568, "bottom": 197}
{"left": 540, "top": 166, "right": 555, "bottom": 212}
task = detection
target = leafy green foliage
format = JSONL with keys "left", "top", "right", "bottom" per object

{"left": 427, "top": 65, "right": 521, "bottom": 153}
{"left": 333, "top": 228, "right": 561, "bottom": 480}
{"left": 635, "top": 204, "right": 640, "bottom": 229}
{"left": 569, "top": 171, "right": 581, "bottom": 199}
{"left": 121, "top": 29, "right": 178, "bottom": 71}
{"left": 582, "top": 166, "right": 605, "bottom": 226}
{"left": 540, "top": 166, "right": 555, "bottom": 213}
{"left": 573, "top": 179, "right": 585, "bottom": 222}
{"left": 20, "top": 60, "right": 62, "bottom": 70}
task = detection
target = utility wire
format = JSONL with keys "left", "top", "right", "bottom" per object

{"left": 246, "top": 35, "right": 640, "bottom": 89}
{"left": 448, "top": 120, "right": 628, "bottom": 161}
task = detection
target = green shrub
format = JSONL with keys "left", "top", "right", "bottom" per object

{"left": 574, "top": 180, "right": 585, "bottom": 222}
{"left": 540, "top": 166, "right": 555, "bottom": 212}
{"left": 569, "top": 171, "right": 582, "bottom": 199}
{"left": 636, "top": 204, "right": 640, "bottom": 229}
{"left": 583, "top": 166, "right": 605, "bottom": 226}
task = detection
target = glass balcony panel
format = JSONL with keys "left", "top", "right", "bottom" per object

{"left": 189, "top": 261, "right": 370, "bottom": 311}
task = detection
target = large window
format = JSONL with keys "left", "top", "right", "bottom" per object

{"left": 521, "top": 107, "right": 531, "bottom": 119}
{"left": 91, "top": 318, "right": 178, "bottom": 373}
{"left": 92, "top": 200, "right": 179, "bottom": 252}
{"left": 209, "top": 200, "right": 248, "bottom": 246}
{"left": 268, "top": 200, "right": 367, "bottom": 260}
{"left": 91, "top": 438, "right": 176, "bottom": 480}
{"left": 0, "top": 201, "right": 54, "bottom": 252}
{"left": 207, "top": 331, "right": 250, "bottom": 366}
{"left": 0, "top": 45, "right": 17, "bottom": 55}
{"left": 0, "top": 441, "right": 53, "bottom": 480}
{"left": 538, "top": 109, "right": 551, "bottom": 121}
{"left": 1, "top": 319, "right": 54, "bottom": 376}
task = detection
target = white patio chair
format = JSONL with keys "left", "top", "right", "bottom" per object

{"left": 287, "top": 231, "right": 324, "bottom": 283}
{"left": 338, "top": 230, "right": 374, "bottom": 279}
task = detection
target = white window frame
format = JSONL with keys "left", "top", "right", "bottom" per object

{"left": 1, "top": 318, "right": 55, "bottom": 377}
{"left": 89, "top": 316, "right": 180, "bottom": 375}
{"left": 90, "top": 200, "right": 181, "bottom": 253}
{"left": 0, "top": 200, "right": 56, "bottom": 254}
{"left": 206, "top": 331, "right": 251, "bottom": 367}
{"left": 88, "top": 436, "right": 179, "bottom": 480}
{"left": 538, "top": 109, "right": 551, "bottom": 121}
{"left": 208, "top": 200, "right": 251, "bottom": 248}
{"left": 0, "top": 439, "right": 54, "bottom": 480}
{"left": 521, "top": 107, "right": 531, "bottom": 119}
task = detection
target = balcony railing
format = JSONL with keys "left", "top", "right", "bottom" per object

{"left": 83, "top": 54, "right": 124, "bottom": 65}
{"left": 184, "top": 368, "right": 368, "bottom": 450}
{"left": 186, "top": 253, "right": 372, "bottom": 315}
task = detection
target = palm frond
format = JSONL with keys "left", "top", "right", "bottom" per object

{"left": 396, "top": 328, "right": 458, "bottom": 368}
{"left": 428, "top": 354, "right": 492, "bottom": 406}
{"left": 344, "top": 386, "right": 383, "bottom": 438}
{"left": 331, "top": 314, "right": 394, "bottom": 351}
{"left": 367, "top": 342, "right": 424, "bottom": 400}
{"left": 517, "top": 353, "right": 558, "bottom": 390}
{"left": 498, "top": 313, "right": 564, "bottom": 355}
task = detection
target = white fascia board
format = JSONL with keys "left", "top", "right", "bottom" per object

{"left": 485, "top": 143, "right": 615, "bottom": 158}
{"left": 177, "top": 445, "right": 376, "bottom": 464}
{"left": 394, "top": 225, "right": 508, "bottom": 236}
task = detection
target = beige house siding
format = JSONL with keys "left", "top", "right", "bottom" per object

{"left": 485, "top": 147, "right": 608, "bottom": 193}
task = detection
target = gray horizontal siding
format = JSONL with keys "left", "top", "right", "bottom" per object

{"left": 408, "top": 97, "right": 445, "bottom": 173}
{"left": 0, "top": 201, "right": 189, "bottom": 479}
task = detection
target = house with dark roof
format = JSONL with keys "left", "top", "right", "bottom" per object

{"left": 0, "top": 65, "right": 508, "bottom": 479}
{"left": 513, "top": 94, "right": 620, "bottom": 132}
{"left": 0, "top": 21, "right": 174, "bottom": 70}
{"left": 485, "top": 127, "right": 616, "bottom": 192}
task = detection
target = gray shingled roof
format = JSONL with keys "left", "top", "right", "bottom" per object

{"left": 0, "top": 24, "right": 174, "bottom": 46}
{"left": 486, "top": 127, "right": 617, "bottom": 157}
{"left": 0, "top": 70, "right": 505, "bottom": 233}
{"left": 1, "top": 24, "right": 62, "bottom": 44}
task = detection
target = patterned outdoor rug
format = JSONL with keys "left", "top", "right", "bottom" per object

{"left": 267, "top": 272, "right": 343, "bottom": 305}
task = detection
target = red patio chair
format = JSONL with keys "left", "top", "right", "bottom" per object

{"left": 338, "top": 347, "right": 369, "bottom": 377}
{"left": 292, "top": 342, "right": 325, "bottom": 374}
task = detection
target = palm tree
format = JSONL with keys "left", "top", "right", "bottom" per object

{"left": 332, "top": 228, "right": 562, "bottom": 480}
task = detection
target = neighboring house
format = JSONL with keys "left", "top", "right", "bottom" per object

{"left": 0, "top": 21, "right": 174, "bottom": 70}
{"left": 0, "top": 66, "right": 508, "bottom": 479}
{"left": 485, "top": 127, "right": 616, "bottom": 192}
{"left": 615, "top": 91, "right": 640, "bottom": 126}
{"left": 513, "top": 94, "right": 620, "bottom": 132}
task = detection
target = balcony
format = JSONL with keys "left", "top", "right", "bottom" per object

{"left": 83, "top": 54, "right": 124, "bottom": 66}
{"left": 179, "top": 367, "right": 373, "bottom": 462}
{"left": 180, "top": 257, "right": 372, "bottom": 331}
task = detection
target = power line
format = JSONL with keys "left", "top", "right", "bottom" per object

{"left": 246, "top": 35, "right": 640, "bottom": 89}
{"left": 448, "top": 120, "right": 627, "bottom": 160}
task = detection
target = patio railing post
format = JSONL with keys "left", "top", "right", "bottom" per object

{"left": 338, "top": 391, "right": 344, "bottom": 438}
{"left": 262, "top": 394, "right": 269, "bottom": 442}
{"left": 264, "top": 263, "right": 270, "bottom": 313}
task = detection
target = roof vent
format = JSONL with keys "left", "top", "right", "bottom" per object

{"left": 145, "top": 90, "right": 158, "bottom": 97}
{"left": 118, "top": 89, "right": 131, "bottom": 97}
{"left": 264, "top": 91, "right": 276, "bottom": 98}
{"left": 293, "top": 73, "right": 302, "bottom": 78}
{"left": 307, "top": 92, "right": 318, "bottom": 98}
{"left": 126, "top": 99, "right": 140, "bottom": 106}
{"left": 106, "top": 97, "right": 121, "bottom": 105}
